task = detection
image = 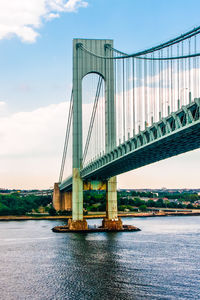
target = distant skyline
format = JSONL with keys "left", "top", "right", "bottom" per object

{"left": 0, "top": 0, "right": 200, "bottom": 189}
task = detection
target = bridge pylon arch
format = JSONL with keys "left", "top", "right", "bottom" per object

{"left": 71, "top": 39, "right": 118, "bottom": 229}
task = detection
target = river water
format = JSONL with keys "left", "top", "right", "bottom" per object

{"left": 0, "top": 216, "right": 200, "bottom": 300}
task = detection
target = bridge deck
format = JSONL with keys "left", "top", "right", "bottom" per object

{"left": 60, "top": 100, "right": 200, "bottom": 191}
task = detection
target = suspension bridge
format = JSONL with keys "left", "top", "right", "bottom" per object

{"left": 53, "top": 27, "right": 200, "bottom": 230}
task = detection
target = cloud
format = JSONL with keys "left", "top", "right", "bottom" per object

{"left": 0, "top": 101, "right": 93, "bottom": 189}
{"left": 0, "top": 100, "right": 93, "bottom": 157}
{"left": 0, "top": 102, "right": 68, "bottom": 157}
{"left": 0, "top": 0, "right": 88, "bottom": 43}
{"left": 0, "top": 101, "right": 6, "bottom": 107}
{"left": 0, "top": 102, "right": 68, "bottom": 188}
{"left": 0, "top": 101, "right": 7, "bottom": 117}
{"left": 0, "top": 100, "right": 199, "bottom": 190}
{"left": 45, "top": 12, "right": 60, "bottom": 20}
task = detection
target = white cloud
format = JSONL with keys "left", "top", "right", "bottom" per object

{"left": 45, "top": 12, "right": 60, "bottom": 20}
{"left": 0, "top": 102, "right": 68, "bottom": 188}
{"left": 0, "top": 100, "right": 199, "bottom": 190}
{"left": 0, "top": 101, "right": 92, "bottom": 189}
{"left": 0, "top": 101, "right": 7, "bottom": 117}
{"left": 0, "top": 101, "right": 6, "bottom": 107}
{"left": 0, "top": 0, "right": 88, "bottom": 43}
{"left": 0, "top": 102, "right": 67, "bottom": 156}
{"left": 64, "top": 0, "right": 88, "bottom": 12}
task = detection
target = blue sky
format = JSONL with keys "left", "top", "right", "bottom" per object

{"left": 0, "top": 0, "right": 200, "bottom": 189}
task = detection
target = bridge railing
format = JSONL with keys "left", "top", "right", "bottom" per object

{"left": 80, "top": 98, "right": 200, "bottom": 180}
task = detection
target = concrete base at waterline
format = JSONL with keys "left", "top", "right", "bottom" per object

{"left": 52, "top": 218, "right": 140, "bottom": 233}
{"left": 102, "top": 217, "right": 123, "bottom": 230}
{"left": 68, "top": 219, "right": 88, "bottom": 231}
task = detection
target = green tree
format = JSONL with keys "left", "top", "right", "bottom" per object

{"left": 139, "top": 205, "right": 147, "bottom": 212}
{"left": 186, "top": 203, "right": 194, "bottom": 209}
{"left": 147, "top": 200, "right": 156, "bottom": 207}
{"left": 133, "top": 197, "right": 145, "bottom": 207}
{"left": 48, "top": 206, "right": 57, "bottom": 216}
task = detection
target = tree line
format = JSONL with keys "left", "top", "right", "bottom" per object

{"left": 0, "top": 190, "right": 199, "bottom": 216}
{"left": 0, "top": 193, "right": 52, "bottom": 215}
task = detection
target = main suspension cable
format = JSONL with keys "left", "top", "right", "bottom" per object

{"left": 59, "top": 90, "right": 73, "bottom": 183}
{"left": 79, "top": 26, "right": 200, "bottom": 60}
{"left": 82, "top": 76, "right": 103, "bottom": 165}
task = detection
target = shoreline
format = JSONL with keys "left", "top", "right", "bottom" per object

{"left": 1, "top": 210, "right": 200, "bottom": 221}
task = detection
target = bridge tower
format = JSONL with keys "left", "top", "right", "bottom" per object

{"left": 53, "top": 39, "right": 122, "bottom": 230}
{"left": 67, "top": 38, "right": 122, "bottom": 230}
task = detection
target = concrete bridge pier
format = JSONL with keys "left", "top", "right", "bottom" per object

{"left": 102, "top": 176, "right": 123, "bottom": 230}
{"left": 68, "top": 169, "right": 88, "bottom": 230}
{"left": 53, "top": 183, "right": 72, "bottom": 212}
{"left": 53, "top": 183, "right": 62, "bottom": 211}
{"left": 62, "top": 191, "right": 72, "bottom": 211}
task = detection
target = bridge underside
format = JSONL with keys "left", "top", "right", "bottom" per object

{"left": 83, "top": 121, "right": 200, "bottom": 180}
{"left": 59, "top": 100, "right": 200, "bottom": 192}
{"left": 60, "top": 121, "right": 200, "bottom": 192}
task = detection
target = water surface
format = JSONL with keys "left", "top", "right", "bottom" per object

{"left": 0, "top": 216, "right": 200, "bottom": 299}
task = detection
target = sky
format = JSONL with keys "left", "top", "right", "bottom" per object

{"left": 0, "top": 0, "right": 200, "bottom": 190}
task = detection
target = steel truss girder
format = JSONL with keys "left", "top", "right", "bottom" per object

{"left": 60, "top": 99, "right": 200, "bottom": 191}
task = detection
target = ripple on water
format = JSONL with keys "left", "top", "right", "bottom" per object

{"left": 0, "top": 216, "right": 200, "bottom": 300}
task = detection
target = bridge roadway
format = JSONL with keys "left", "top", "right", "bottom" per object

{"left": 60, "top": 99, "right": 200, "bottom": 192}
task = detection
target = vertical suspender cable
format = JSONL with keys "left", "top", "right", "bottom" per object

{"left": 139, "top": 57, "right": 142, "bottom": 130}
{"left": 118, "top": 56, "right": 122, "bottom": 143}
{"left": 137, "top": 58, "right": 140, "bottom": 131}
{"left": 189, "top": 38, "right": 191, "bottom": 102}
{"left": 159, "top": 51, "right": 161, "bottom": 119}
{"left": 184, "top": 41, "right": 187, "bottom": 105}
{"left": 144, "top": 55, "right": 147, "bottom": 126}
{"left": 127, "top": 58, "right": 130, "bottom": 136}
{"left": 194, "top": 35, "right": 197, "bottom": 97}
{"left": 171, "top": 46, "right": 173, "bottom": 112}
{"left": 167, "top": 48, "right": 170, "bottom": 114}
{"left": 177, "top": 44, "right": 180, "bottom": 109}
{"left": 114, "top": 54, "right": 117, "bottom": 145}
{"left": 151, "top": 53, "right": 153, "bottom": 124}
{"left": 132, "top": 57, "right": 135, "bottom": 135}
{"left": 165, "top": 49, "right": 167, "bottom": 116}
{"left": 122, "top": 58, "right": 125, "bottom": 140}
{"left": 161, "top": 49, "right": 163, "bottom": 117}
{"left": 181, "top": 42, "right": 183, "bottom": 107}
{"left": 153, "top": 52, "right": 156, "bottom": 122}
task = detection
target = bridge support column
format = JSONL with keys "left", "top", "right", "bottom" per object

{"left": 53, "top": 183, "right": 62, "bottom": 211}
{"left": 102, "top": 176, "right": 123, "bottom": 230}
{"left": 62, "top": 191, "right": 72, "bottom": 211}
{"left": 68, "top": 168, "right": 88, "bottom": 230}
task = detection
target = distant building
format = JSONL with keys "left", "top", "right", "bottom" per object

{"left": 182, "top": 201, "right": 190, "bottom": 206}
{"left": 162, "top": 197, "right": 168, "bottom": 201}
